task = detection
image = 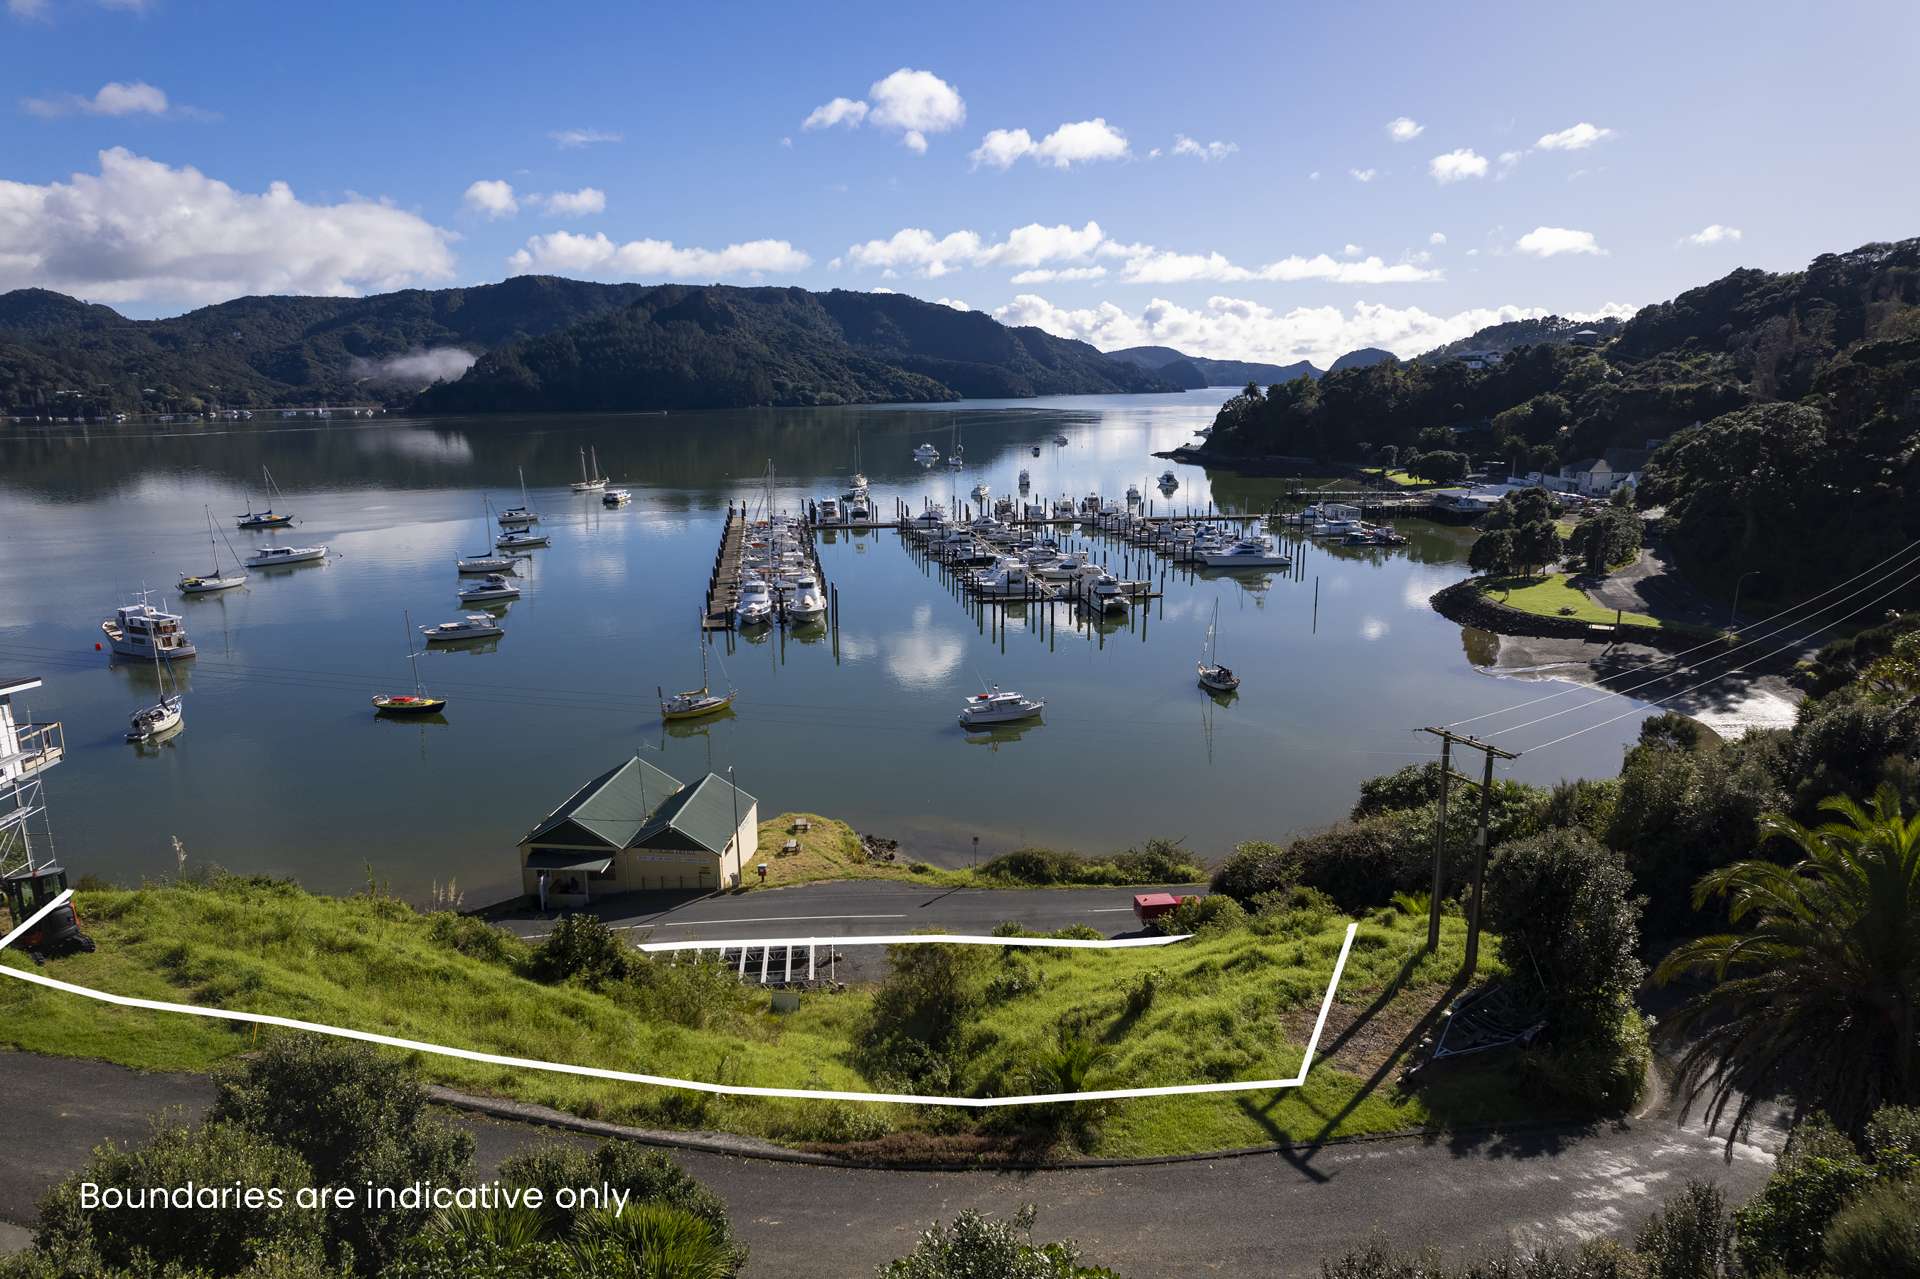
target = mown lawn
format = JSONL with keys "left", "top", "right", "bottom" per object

{"left": 0, "top": 877, "right": 1529, "bottom": 1158}
{"left": 1479, "top": 574, "right": 1663, "bottom": 628}
{"left": 744, "top": 813, "right": 967, "bottom": 890}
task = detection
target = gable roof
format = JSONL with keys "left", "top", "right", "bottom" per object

{"left": 634, "top": 772, "right": 758, "bottom": 856}
{"left": 522, "top": 755, "right": 685, "bottom": 849}
{"left": 1601, "top": 447, "right": 1649, "bottom": 473}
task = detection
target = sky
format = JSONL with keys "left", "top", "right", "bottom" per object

{"left": 2, "top": 0, "right": 1915, "bottom": 368}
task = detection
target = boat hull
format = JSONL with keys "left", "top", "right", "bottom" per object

{"left": 178, "top": 575, "right": 246, "bottom": 595}
{"left": 245, "top": 547, "right": 327, "bottom": 567}
{"left": 457, "top": 558, "right": 515, "bottom": 573}
{"left": 236, "top": 515, "right": 292, "bottom": 529}
{"left": 959, "top": 706, "right": 1044, "bottom": 726}
{"left": 661, "top": 692, "right": 735, "bottom": 721}
{"left": 372, "top": 695, "right": 447, "bottom": 715}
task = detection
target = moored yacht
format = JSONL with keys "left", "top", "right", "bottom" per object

{"left": 602, "top": 487, "right": 631, "bottom": 506}
{"left": 457, "top": 574, "right": 520, "bottom": 603}
{"left": 913, "top": 442, "right": 940, "bottom": 464}
{"left": 244, "top": 544, "right": 328, "bottom": 568}
{"left": 958, "top": 686, "right": 1045, "bottom": 727}
{"left": 495, "top": 528, "right": 549, "bottom": 550}
{"left": 102, "top": 594, "right": 198, "bottom": 660}
{"left": 420, "top": 614, "right": 503, "bottom": 643}
{"left": 735, "top": 577, "right": 774, "bottom": 627}
{"left": 782, "top": 574, "right": 828, "bottom": 622}
{"left": 1198, "top": 535, "right": 1291, "bottom": 568}
{"left": 570, "top": 446, "right": 608, "bottom": 492}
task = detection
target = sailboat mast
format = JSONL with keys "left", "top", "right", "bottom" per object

{"left": 402, "top": 610, "right": 426, "bottom": 696}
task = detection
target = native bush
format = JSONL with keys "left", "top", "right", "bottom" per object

{"left": 493, "top": 1141, "right": 742, "bottom": 1267}
{"left": 427, "top": 912, "right": 528, "bottom": 966}
{"left": 1819, "top": 1177, "right": 1920, "bottom": 1278}
{"left": 1209, "top": 840, "right": 1297, "bottom": 902}
{"left": 859, "top": 944, "right": 991, "bottom": 1089}
{"left": 1630, "top": 1179, "right": 1734, "bottom": 1279}
{"left": 877, "top": 1206, "right": 1119, "bottom": 1279}
{"left": 525, "top": 914, "right": 633, "bottom": 986}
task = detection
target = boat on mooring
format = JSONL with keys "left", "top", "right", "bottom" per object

{"left": 420, "top": 613, "right": 503, "bottom": 643}
{"left": 913, "top": 442, "right": 940, "bottom": 464}
{"left": 102, "top": 593, "right": 197, "bottom": 660}
{"left": 958, "top": 686, "right": 1046, "bottom": 727}
{"left": 457, "top": 574, "right": 520, "bottom": 603}
{"left": 495, "top": 528, "right": 549, "bottom": 550}
{"left": 602, "top": 487, "right": 632, "bottom": 507}
{"left": 125, "top": 631, "right": 185, "bottom": 744}
{"left": 244, "top": 543, "right": 328, "bottom": 568}
{"left": 178, "top": 506, "right": 248, "bottom": 594}
{"left": 659, "top": 630, "right": 735, "bottom": 721}
{"left": 498, "top": 467, "right": 541, "bottom": 527}
{"left": 372, "top": 611, "right": 446, "bottom": 715}
{"left": 235, "top": 466, "right": 295, "bottom": 529}
{"left": 1198, "top": 601, "right": 1240, "bottom": 693}
{"left": 570, "top": 446, "right": 608, "bottom": 492}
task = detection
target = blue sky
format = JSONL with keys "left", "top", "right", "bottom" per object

{"left": 3, "top": 0, "right": 1915, "bottom": 366}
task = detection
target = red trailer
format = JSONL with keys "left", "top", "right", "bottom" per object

{"left": 1132, "top": 892, "right": 1185, "bottom": 926}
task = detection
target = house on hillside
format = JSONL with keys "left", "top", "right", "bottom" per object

{"left": 517, "top": 755, "right": 759, "bottom": 909}
{"left": 1554, "top": 448, "right": 1648, "bottom": 497}
{"left": 1456, "top": 350, "right": 1502, "bottom": 370}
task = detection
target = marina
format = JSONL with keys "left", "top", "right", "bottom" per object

{"left": 0, "top": 391, "right": 1659, "bottom": 899}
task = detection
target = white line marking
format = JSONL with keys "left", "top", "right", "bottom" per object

{"left": 635, "top": 933, "right": 1190, "bottom": 953}
{"left": 0, "top": 891, "right": 1358, "bottom": 1108}
{"left": 659, "top": 913, "right": 907, "bottom": 927}
{"left": 1086, "top": 907, "right": 1135, "bottom": 913}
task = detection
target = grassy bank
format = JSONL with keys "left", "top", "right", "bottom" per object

{"left": 1479, "top": 574, "right": 1663, "bottom": 627}
{"left": 0, "top": 875, "right": 1528, "bottom": 1159}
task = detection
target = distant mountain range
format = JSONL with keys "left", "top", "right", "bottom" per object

{"left": 1106, "top": 345, "right": 1321, "bottom": 387}
{"left": 0, "top": 279, "right": 1175, "bottom": 416}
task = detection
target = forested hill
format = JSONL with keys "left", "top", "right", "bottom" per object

{"left": 0, "top": 280, "right": 1175, "bottom": 416}
{"left": 1201, "top": 237, "right": 1920, "bottom": 600}
{"left": 1106, "top": 344, "right": 1320, "bottom": 388}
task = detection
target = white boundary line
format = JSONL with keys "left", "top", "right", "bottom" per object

{"left": 0, "top": 892, "right": 1358, "bottom": 1108}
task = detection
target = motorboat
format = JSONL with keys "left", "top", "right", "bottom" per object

{"left": 1159, "top": 469, "right": 1179, "bottom": 490}
{"left": 570, "top": 446, "right": 608, "bottom": 492}
{"left": 244, "top": 544, "right": 327, "bottom": 568}
{"left": 498, "top": 467, "right": 540, "bottom": 527}
{"left": 819, "top": 498, "right": 841, "bottom": 523}
{"left": 1053, "top": 433, "right": 1070, "bottom": 445}
{"left": 373, "top": 613, "right": 446, "bottom": 715}
{"left": 495, "top": 529, "right": 549, "bottom": 550}
{"left": 913, "top": 442, "right": 940, "bottom": 464}
{"left": 783, "top": 574, "right": 828, "bottom": 622}
{"left": 1125, "top": 483, "right": 1142, "bottom": 505}
{"left": 420, "top": 614, "right": 503, "bottom": 643}
{"left": 971, "top": 481, "right": 991, "bottom": 501}
{"left": 735, "top": 578, "right": 774, "bottom": 627}
{"left": 102, "top": 595, "right": 198, "bottom": 660}
{"left": 969, "top": 559, "right": 1051, "bottom": 601}
{"left": 958, "top": 686, "right": 1045, "bottom": 727}
{"left": 1018, "top": 469, "right": 1031, "bottom": 488}
{"left": 1198, "top": 601, "right": 1240, "bottom": 692}
{"left": 457, "top": 574, "right": 520, "bottom": 603}
{"left": 179, "top": 505, "right": 248, "bottom": 594}
{"left": 1198, "top": 536, "right": 1291, "bottom": 569}
{"left": 1031, "top": 445, "right": 1042, "bottom": 457}
{"left": 1070, "top": 564, "right": 1130, "bottom": 614}
{"left": 1037, "top": 551, "right": 1090, "bottom": 581}
{"left": 235, "top": 465, "right": 294, "bottom": 529}
{"left": 602, "top": 488, "right": 632, "bottom": 506}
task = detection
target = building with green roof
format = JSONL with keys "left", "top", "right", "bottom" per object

{"left": 517, "top": 755, "right": 759, "bottom": 907}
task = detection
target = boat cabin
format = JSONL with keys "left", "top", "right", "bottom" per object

{"left": 518, "top": 756, "right": 759, "bottom": 908}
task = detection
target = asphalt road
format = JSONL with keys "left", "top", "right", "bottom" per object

{"left": 0, "top": 1052, "right": 1777, "bottom": 1276}
{"left": 494, "top": 879, "right": 1199, "bottom": 944}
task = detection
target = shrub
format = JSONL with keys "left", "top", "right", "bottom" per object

{"left": 495, "top": 1141, "right": 742, "bottom": 1268}
{"left": 859, "top": 944, "right": 991, "bottom": 1089}
{"left": 1107, "top": 837, "right": 1203, "bottom": 883}
{"left": 526, "top": 914, "right": 632, "bottom": 987}
{"left": 31, "top": 1118, "right": 328, "bottom": 1277}
{"left": 209, "top": 1036, "right": 474, "bottom": 1274}
{"left": 1287, "top": 812, "right": 1436, "bottom": 910}
{"left": 1156, "top": 894, "right": 1246, "bottom": 935}
{"left": 1820, "top": 1177, "right": 1920, "bottom": 1278}
{"left": 427, "top": 912, "right": 528, "bottom": 966}
{"left": 625, "top": 951, "right": 756, "bottom": 1030}
{"left": 1631, "top": 1179, "right": 1733, "bottom": 1279}
{"left": 1209, "top": 840, "right": 1296, "bottom": 903}
{"left": 877, "top": 1206, "right": 1117, "bottom": 1279}
{"left": 979, "top": 840, "right": 1202, "bottom": 887}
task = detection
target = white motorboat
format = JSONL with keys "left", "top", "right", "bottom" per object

{"left": 958, "top": 686, "right": 1045, "bottom": 727}
{"left": 1018, "top": 469, "right": 1031, "bottom": 488}
{"left": 1070, "top": 564, "right": 1130, "bottom": 614}
{"left": 495, "top": 529, "right": 549, "bottom": 550}
{"left": 782, "top": 574, "right": 828, "bottom": 622}
{"left": 570, "top": 446, "right": 608, "bottom": 492}
{"left": 421, "top": 613, "right": 503, "bottom": 643}
{"left": 498, "top": 467, "right": 540, "bottom": 527}
{"left": 1037, "top": 551, "right": 1090, "bottom": 581}
{"left": 971, "top": 481, "right": 991, "bottom": 501}
{"left": 819, "top": 498, "right": 841, "bottom": 523}
{"left": 735, "top": 578, "right": 774, "bottom": 627}
{"left": 457, "top": 574, "right": 520, "bottom": 603}
{"left": 602, "top": 488, "right": 632, "bottom": 506}
{"left": 1198, "top": 601, "right": 1240, "bottom": 692}
{"left": 1198, "top": 536, "right": 1291, "bottom": 569}
{"left": 179, "top": 505, "right": 248, "bottom": 594}
{"left": 913, "top": 442, "right": 940, "bottom": 464}
{"left": 244, "top": 544, "right": 328, "bottom": 568}
{"left": 102, "top": 593, "right": 199, "bottom": 660}
{"left": 969, "top": 559, "right": 1051, "bottom": 600}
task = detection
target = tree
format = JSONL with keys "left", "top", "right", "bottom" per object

{"left": 1510, "top": 520, "right": 1564, "bottom": 578}
{"left": 1407, "top": 449, "right": 1468, "bottom": 482}
{"left": 1657, "top": 785, "right": 1920, "bottom": 1141}
{"left": 1468, "top": 528, "right": 1515, "bottom": 576}
{"left": 1571, "top": 506, "right": 1642, "bottom": 576}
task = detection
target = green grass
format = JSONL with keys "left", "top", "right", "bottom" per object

{"left": 745, "top": 813, "right": 968, "bottom": 889}
{"left": 1381, "top": 469, "right": 1439, "bottom": 488}
{"left": 1480, "top": 574, "right": 1664, "bottom": 627}
{"left": 1, "top": 877, "right": 1536, "bottom": 1158}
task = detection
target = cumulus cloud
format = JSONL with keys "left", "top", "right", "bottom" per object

{"left": 1117, "top": 247, "right": 1439, "bottom": 286}
{"left": 350, "top": 346, "right": 479, "bottom": 386}
{"left": 934, "top": 297, "right": 970, "bottom": 310}
{"left": 802, "top": 96, "right": 869, "bottom": 130}
{"left": 462, "top": 179, "right": 518, "bottom": 219}
{"left": 1349, "top": 168, "right": 1377, "bottom": 182}
{"left": 1342, "top": 244, "right": 1364, "bottom": 257}
{"left": 843, "top": 220, "right": 1107, "bottom": 277}
{"left": 991, "top": 294, "right": 1635, "bottom": 369}
{"left": 1429, "top": 231, "right": 1447, "bottom": 245}
{"left": 22, "top": 80, "right": 188, "bottom": 118}
{"left": 1171, "top": 134, "right": 1236, "bottom": 162}
{"left": 970, "top": 118, "right": 1129, "bottom": 169}
{"left": 1535, "top": 122, "right": 1614, "bottom": 151}
{"left": 1685, "top": 223, "right": 1743, "bottom": 246}
{"left": 1515, "top": 226, "right": 1605, "bottom": 257}
{"left": 807, "top": 69, "right": 965, "bottom": 152}
{"left": 0, "top": 147, "right": 455, "bottom": 305}
{"left": 538, "top": 187, "right": 605, "bottom": 217}
{"left": 1386, "top": 116, "right": 1424, "bottom": 142}
{"left": 549, "top": 128, "right": 621, "bottom": 148}
{"left": 1429, "top": 149, "right": 1488, "bottom": 183}
{"left": 507, "top": 230, "right": 810, "bottom": 278}
{"left": 1009, "top": 266, "right": 1108, "bottom": 284}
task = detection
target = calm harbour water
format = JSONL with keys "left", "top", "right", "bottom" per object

{"left": 0, "top": 390, "right": 1654, "bottom": 901}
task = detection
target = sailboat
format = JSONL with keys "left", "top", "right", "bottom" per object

{"left": 946, "top": 421, "right": 965, "bottom": 469}
{"left": 849, "top": 429, "right": 867, "bottom": 492}
{"left": 570, "top": 446, "right": 608, "bottom": 492}
{"left": 497, "top": 467, "right": 540, "bottom": 527}
{"left": 179, "top": 505, "right": 248, "bottom": 594}
{"left": 458, "top": 498, "right": 517, "bottom": 573}
{"left": 372, "top": 611, "right": 447, "bottom": 715}
{"left": 659, "top": 627, "right": 735, "bottom": 721}
{"left": 1197, "top": 600, "right": 1240, "bottom": 692}
{"left": 125, "top": 631, "right": 184, "bottom": 743}
{"left": 236, "top": 466, "right": 294, "bottom": 528}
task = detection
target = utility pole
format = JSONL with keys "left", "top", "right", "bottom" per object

{"left": 1418, "top": 727, "right": 1521, "bottom": 976}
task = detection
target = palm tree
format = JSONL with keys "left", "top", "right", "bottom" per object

{"left": 1656, "top": 784, "right": 1920, "bottom": 1141}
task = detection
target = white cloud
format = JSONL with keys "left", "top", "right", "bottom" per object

{"left": 1009, "top": 266, "right": 1107, "bottom": 284}
{"left": 1171, "top": 134, "right": 1237, "bottom": 162}
{"left": 802, "top": 96, "right": 869, "bottom": 130}
{"left": 0, "top": 147, "right": 454, "bottom": 306}
{"left": 538, "top": 187, "right": 605, "bottom": 217}
{"left": 843, "top": 220, "right": 1106, "bottom": 276}
{"left": 1429, "top": 231, "right": 1447, "bottom": 245}
{"left": 549, "top": 128, "right": 621, "bottom": 148}
{"left": 1349, "top": 168, "right": 1377, "bottom": 183}
{"left": 1685, "top": 223, "right": 1743, "bottom": 246}
{"left": 1308, "top": 170, "right": 1321, "bottom": 181}
{"left": 1386, "top": 116, "right": 1424, "bottom": 142}
{"left": 1429, "top": 149, "right": 1488, "bottom": 183}
{"left": 507, "top": 230, "right": 809, "bottom": 278}
{"left": 971, "top": 118, "right": 1129, "bottom": 169}
{"left": 1515, "top": 225, "right": 1605, "bottom": 257}
{"left": 1496, "top": 150, "right": 1523, "bottom": 177}
{"left": 351, "top": 346, "right": 479, "bottom": 386}
{"left": 934, "top": 297, "right": 970, "bottom": 310}
{"left": 8, "top": 0, "right": 50, "bottom": 17}
{"left": 1117, "top": 247, "right": 1439, "bottom": 286}
{"left": 1342, "top": 243, "right": 1364, "bottom": 257}
{"left": 22, "top": 80, "right": 178, "bottom": 118}
{"left": 1535, "top": 122, "right": 1614, "bottom": 151}
{"left": 992, "top": 294, "right": 1635, "bottom": 370}
{"left": 780, "top": 136, "right": 792, "bottom": 148}
{"left": 462, "top": 179, "right": 518, "bottom": 219}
